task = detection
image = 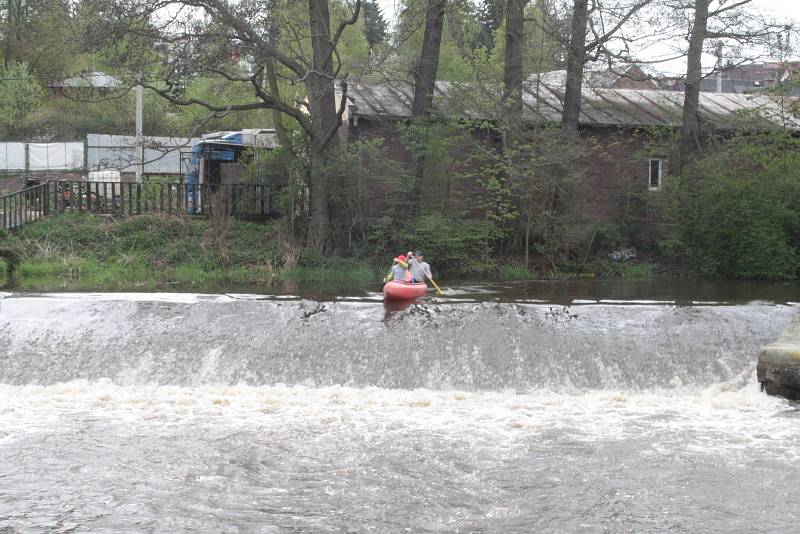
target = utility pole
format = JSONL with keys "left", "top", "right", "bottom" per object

{"left": 716, "top": 43, "right": 723, "bottom": 93}
{"left": 135, "top": 79, "right": 143, "bottom": 182}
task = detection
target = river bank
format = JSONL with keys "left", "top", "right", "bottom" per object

{"left": 0, "top": 213, "right": 383, "bottom": 291}
{"left": 0, "top": 212, "right": 667, "bottom": 291}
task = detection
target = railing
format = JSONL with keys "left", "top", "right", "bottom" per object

{"left": 0, "top": 180, "right": 276, "bottom": 231}
{"left": 0, "top": 183, "right": 49, "bottom": 230}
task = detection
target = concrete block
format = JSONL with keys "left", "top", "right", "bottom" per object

{"left": 758, "top": 315, "right": 800, "bottom": 400}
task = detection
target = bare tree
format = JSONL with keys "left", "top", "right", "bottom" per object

{"left": 561, "top": 0, "right": 590, "bottom": 132}
{"left": 673, "top": 0, "right": 787, "bottom": 170}
{"left": 503, "top": 0, "right": 527, "bottom": 126}
{"left": 561, "top": 0, "right": 654, "bottom": 133}
{"left": 98, "top": 0, "right": 361, "bottom": 252}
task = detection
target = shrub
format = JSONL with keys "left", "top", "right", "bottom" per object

{"left": 499, "top": 265, "right": 535, "bottom": 280}
{"left": 397, "top": 213, "right": 496, "bottom": 275}
{"left": 661, "top": 128, "right": 800, "bottom": 280}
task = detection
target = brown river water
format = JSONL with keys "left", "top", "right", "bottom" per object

{"left": 1, "top": 281, "right": 799, "bottom": 532}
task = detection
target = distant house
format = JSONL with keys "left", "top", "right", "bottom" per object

{"left": 664, "top": 61, "right": 800, "bottom": 96}
{"left": 342, "top": 75, "right": 799, "bottom": 225}
{"left": 49, "top": 71, "right": 122, "bottom": 97}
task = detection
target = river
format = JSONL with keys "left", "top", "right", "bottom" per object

{"left": 1, "top": 282, "right": 799, "bottom": 532}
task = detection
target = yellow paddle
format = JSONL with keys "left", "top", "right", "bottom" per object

{"left": 427, "top": 276, "right": 444, "bottom": 296}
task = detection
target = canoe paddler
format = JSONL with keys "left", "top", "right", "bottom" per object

{"left": 383, "top": 254, "right": 411, "bottom": 284}
{"left": 407, "top": 251, "right": 432, "bottom": 284}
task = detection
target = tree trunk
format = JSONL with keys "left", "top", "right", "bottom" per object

{"left": 503, "top": 0, "right": 526, "bottom": 139}
{"left": 680, "top": 0, "right": 711, "bottom": 172}
{"left": 265, "top": 64, "right": 290, "bottom": 149}
{"left": 412, "top": 0, "right": 447, "bottom": 117}
{"left": 524, "top": 209, "right": 531, "bottom": 271}
{"left": 306, "top": 0, "right": 339, "bottom": 252}
{"left": 408, "top": 0, "right": 447, "bottom": 214}
{"left": 561, "top": 0, "right": 589, "bottom": 132}
{"left": 265, "top": 8, "right": 290, "bottom": 149}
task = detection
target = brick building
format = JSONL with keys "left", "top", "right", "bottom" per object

{"left": 341, "top": 75, "right": 799, "bottom": 226}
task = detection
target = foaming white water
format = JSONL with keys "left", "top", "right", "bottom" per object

{"left": 1, "top": 378, "right": 797, "bottom": 460}
{"left": 37, "top": 292, "right": 232, "bottom": 303}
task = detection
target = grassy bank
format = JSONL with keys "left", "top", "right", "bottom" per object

{"left": 1, "top": 213, "right": 381, "bottom": 291}
{"left": 0, "top": 212, "right": 664, "bottom": 291}
{"left": 497, "top": 261, "right": 659, "bottom": 282}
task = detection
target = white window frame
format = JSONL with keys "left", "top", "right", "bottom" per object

{"left": 648, "top": 158, "right": 663, "bottom": 191}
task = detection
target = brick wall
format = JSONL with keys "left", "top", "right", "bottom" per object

{"left": 351, "top": 117, "right": 671, "bottom": 225}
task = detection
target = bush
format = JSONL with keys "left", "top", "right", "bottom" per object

{"left": 397, "top": 213, "right": 496, "bottom": 276}
{"left": 295, "top": 247, "right": 326, "bottom": 269}
{"left": 499, "top": 265, "right": 535, "bottom": 280}
{"left": 661, "top": 128, "right": 800, "bottom": 280}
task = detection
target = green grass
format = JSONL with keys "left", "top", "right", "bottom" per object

{"left": 597, "top": 260, "right": 657, "bottom": 280}
{"left": 498, "top": 265, "right": 536, "bottom": 281}
{"left": 276, "top": 264, "right": 380, "bottom": 284}
{"left": 0, "top": 258, "right": 6, "bottom": 287}
{"left": 3, "top": 212, "right": 383, "bottom": 291}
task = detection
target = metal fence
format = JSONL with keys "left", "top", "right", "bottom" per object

{"left": 0, "top": 183, "right": 49, "bottom": 230}
{"left": 0, "top": 181, "right": 276, "bottom": 231}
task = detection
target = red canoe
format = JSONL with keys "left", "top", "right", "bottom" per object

{"left": 383, "top": 281, "right": 428, "bottom": 301}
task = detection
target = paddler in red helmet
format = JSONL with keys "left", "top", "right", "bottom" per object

{"left": 383, "top": 254, "right": 412, "bottom": 284}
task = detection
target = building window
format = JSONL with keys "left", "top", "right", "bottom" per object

{"left": 649, "top": 159, "right": 663, "bottom": 191}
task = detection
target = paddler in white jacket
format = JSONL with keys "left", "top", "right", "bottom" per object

{"left": 406, "top": 251, "right": 432, "bottom": 283}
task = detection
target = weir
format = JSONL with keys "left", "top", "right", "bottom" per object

{"left": 2, "top": 292, "right": 800, "bottom": 532}
{"left": 0, "top": 292, "right": 794, "bottom": 390}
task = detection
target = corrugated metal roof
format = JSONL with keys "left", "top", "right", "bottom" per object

{"left": 347, "top": 79, "right": 800, "bottom": 130}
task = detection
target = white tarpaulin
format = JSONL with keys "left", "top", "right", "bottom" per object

{"left": 87, "top": 134, "right": 199, "bottom": 175}
{"left": 28, "top": 143, "right": 84, "bottom": 170}
{"left": 0, "top": 143, "right": 26, "bottom": 170}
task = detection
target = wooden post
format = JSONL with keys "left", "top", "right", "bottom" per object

{"left": 167, "top": 183, "right": 173, "bottom": 214}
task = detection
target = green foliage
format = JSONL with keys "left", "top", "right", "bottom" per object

{"left": 661, "top": 128, "right": 800, "bottom": 280}
{"left": 0, "top": 62, "right": 45, "bottom": 138}
{"left": 499, "top": 264, "right": 535, "bottom": 280}
{"left": 398, "top": 119, "right": 477, "bottom": 214}
{"left": 398, "top": 213, "right": 495, "bottom": 275}
{"left": 5, "top": 212, "right": 384, "bottom": 290}
{"left": 323, "top": 138, "right": 409, "bottom": 253}
{"left": 362, "top": 0, "right": 388, "bottom": 49}
{"left": 596, "top": 260, "right": 657, "bottom": 279}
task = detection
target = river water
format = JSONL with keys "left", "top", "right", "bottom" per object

{"left": 1, "top": 284, "right": 799, "bottom": 532}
